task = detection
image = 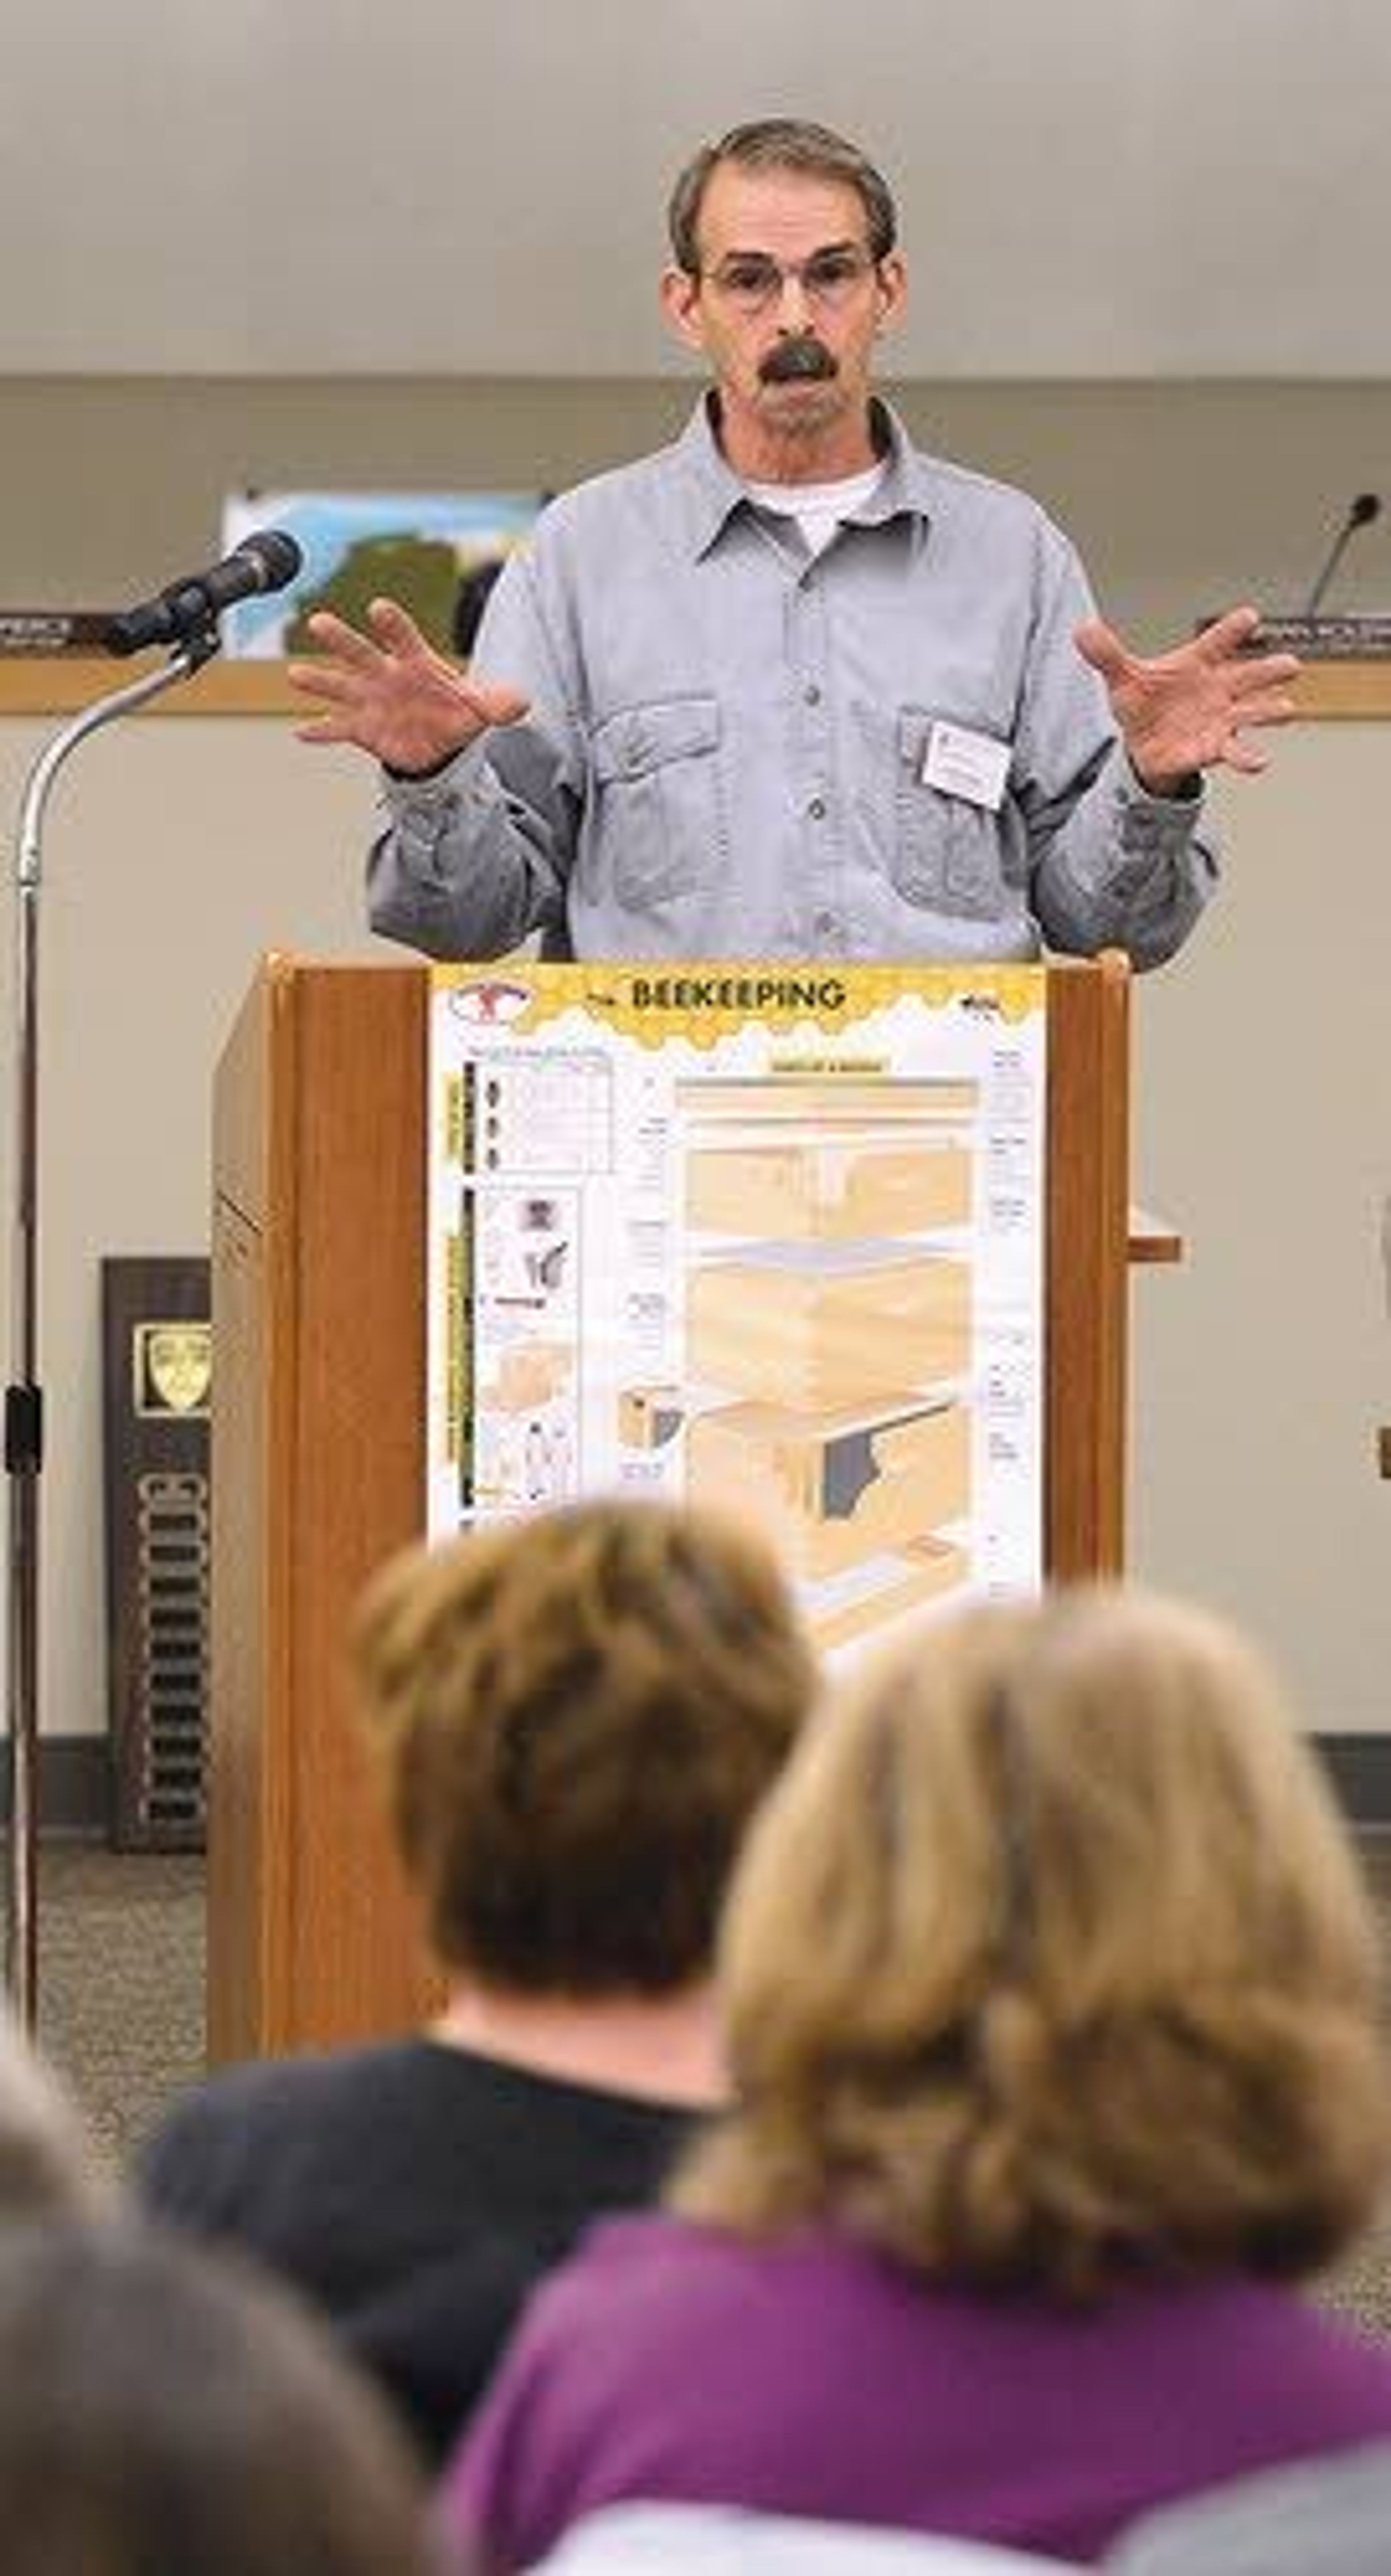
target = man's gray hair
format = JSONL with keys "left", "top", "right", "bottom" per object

{"left": 668, "top": 118, "right": 898, "bottom": 274}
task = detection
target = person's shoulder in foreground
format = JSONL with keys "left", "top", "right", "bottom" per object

{"left": 141, "top": 2029, "right": 695, "bottom": 2463}
{"left": 140, "top": 2033, "right": 651, "bottom": 2255}
{"left": 446, "top": 2213, "right": 1391, "bottom": 2572}
{"left": 0, "top": 2217, "right": 435, "bottom": 2576}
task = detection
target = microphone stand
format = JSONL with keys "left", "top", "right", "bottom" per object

{"left": 1305, "top": 494, "right": 1382, "bottom": 618}
{"left": 5, "top": 618, "right": 220, "bottom": 2029}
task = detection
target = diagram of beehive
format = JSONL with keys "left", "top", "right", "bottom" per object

{"left": 679, "top": 1077, "right": 979, "bottom": 1651}
{"left": 448, "top": 1045, "right": 616, "bottom": 1519}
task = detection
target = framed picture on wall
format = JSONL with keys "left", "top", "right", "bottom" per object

{"left": 218, "top": 488, "right": 545, "bottom": 660}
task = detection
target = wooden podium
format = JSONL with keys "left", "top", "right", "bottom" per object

{"left": 209, "top": 950, "right": 1139, "bottom": 2063}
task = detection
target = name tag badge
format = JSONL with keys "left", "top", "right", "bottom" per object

{"left": 920, "top": 720, "right": 1011, "bottom": 812}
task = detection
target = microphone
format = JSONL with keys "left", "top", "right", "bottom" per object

{"left": 1304, "top": 492, "right": 1381, "bottom": 617}
{"left": 104, "top": 529, "right": 304, "bottom": 657}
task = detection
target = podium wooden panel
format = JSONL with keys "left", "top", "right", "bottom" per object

{"left": 210, "top": 956, "right": 433, "bottom": 2062}
{"left": 209, "top": 950, "right": 1132, "bottom": 2062}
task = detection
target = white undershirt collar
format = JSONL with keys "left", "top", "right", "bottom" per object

{"left": 743, "top": 460, "right": 887, "bottom": 558}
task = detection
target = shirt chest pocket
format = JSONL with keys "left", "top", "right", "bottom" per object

{"left": 590, "top": 697, "right": 727, "bottom": 911}
{"left": 893, "top": 708, "right": 1016, "bottom": 918}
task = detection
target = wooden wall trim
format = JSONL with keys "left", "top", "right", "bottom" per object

{"left": 6, "top": 657, "right": 1391, "bottom": 722}
{"left": 0, "top": 660, "right": 297, "bottom": 717}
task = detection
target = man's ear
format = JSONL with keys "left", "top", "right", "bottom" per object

{"left": 661, "top": 265, "right": 707, "bottom": 354}
{"left": 874, "top": 252, "right": 908, "bottom": 334}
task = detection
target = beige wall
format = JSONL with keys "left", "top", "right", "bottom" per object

{"left": 8, "top": 3, "right": 1391, "bottom": 378}
{"left": 1131, "top": 736, "right": 1388, "bottom": 1736}
{"left": 0, "top": 703, "right": 381, "bottom": 1746}
{"left": 7, "top": 376, "right": 1391, "bottom": 643}
{"left": 0, "top": 376, "right": 1386, "bottom": 1742}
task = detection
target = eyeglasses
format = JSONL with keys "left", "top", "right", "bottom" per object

{"left": 699, "top": 246, "right": 878, "bottom": 315}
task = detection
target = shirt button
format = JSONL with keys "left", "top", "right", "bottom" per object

{"left": 807, "top": 797, "right": 826, "bottom": 821}
{"left": 804, "top": 683, "right": 822, "bottom": 706}
{"left": 814, "top": 910, "right": 840, "bottom": 936}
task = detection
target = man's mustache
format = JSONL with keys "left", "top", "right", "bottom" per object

{"left": 759, "top": 335, "right": 838, "bottom": 386}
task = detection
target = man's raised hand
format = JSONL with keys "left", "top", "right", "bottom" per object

{"left": 1075, "top": 605, "right": 1300, "bottom": 796}
{"left": 288, "top": 597, "right": 530, "bottom": 777}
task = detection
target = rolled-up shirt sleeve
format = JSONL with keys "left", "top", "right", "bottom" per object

{"left": 368, "top": 550, "right": 581, "bottom": 961}
{"left": 1012, "top": 526, "right": 1219, "bottom": 971}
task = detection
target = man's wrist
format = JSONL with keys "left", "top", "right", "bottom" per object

{"left": 1127, "top": 756, "right": 1202, "bottom": 803}
{"left": 384, "top": 747, "right": 463, "bottom": 784}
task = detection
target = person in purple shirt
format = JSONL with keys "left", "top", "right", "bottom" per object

{"left": 444, "top": 1584, "right": 1391, "bottom": 2570}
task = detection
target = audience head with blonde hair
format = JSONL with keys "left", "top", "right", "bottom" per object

{"left": 353, "top": 1496, "right": 816, "bottom": 1995}
{"left": 677, "top": 1583, "right": 1390, "bottom": 2293}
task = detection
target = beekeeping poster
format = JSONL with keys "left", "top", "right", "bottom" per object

{"left": 428, "top": 963, "right": 1045, "bottom": 1657}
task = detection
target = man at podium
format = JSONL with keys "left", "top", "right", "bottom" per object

{"left": 289, "top": 118, "right": 1298, "bottom": 971}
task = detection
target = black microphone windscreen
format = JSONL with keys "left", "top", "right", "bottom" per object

{"left": 239, "top": 529, "right": 304, "bottom": 589}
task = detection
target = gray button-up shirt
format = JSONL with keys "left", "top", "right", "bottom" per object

{"left": 368, "top": 400, "right": 1216, "bottom": 969}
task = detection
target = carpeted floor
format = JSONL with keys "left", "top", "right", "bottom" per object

{"left": 35, "top": 1845, "right": 204, "bottom": 2169}
{"left": 18, "top": 1837, "right": 1391, "bottom": 2337}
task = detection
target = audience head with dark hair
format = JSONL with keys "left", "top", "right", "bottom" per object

{"left": 141, "top": 1496, "right": 816, "bottom": 2464}
{"left": 354, "top": 1494, "right": 816, "bottom": 1998}
{"left": 443, "top": 1585, "right": 1391, "bottom": 2573}
{"left": 0, "top": 2218, "right": 436, "bottom": 2576}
